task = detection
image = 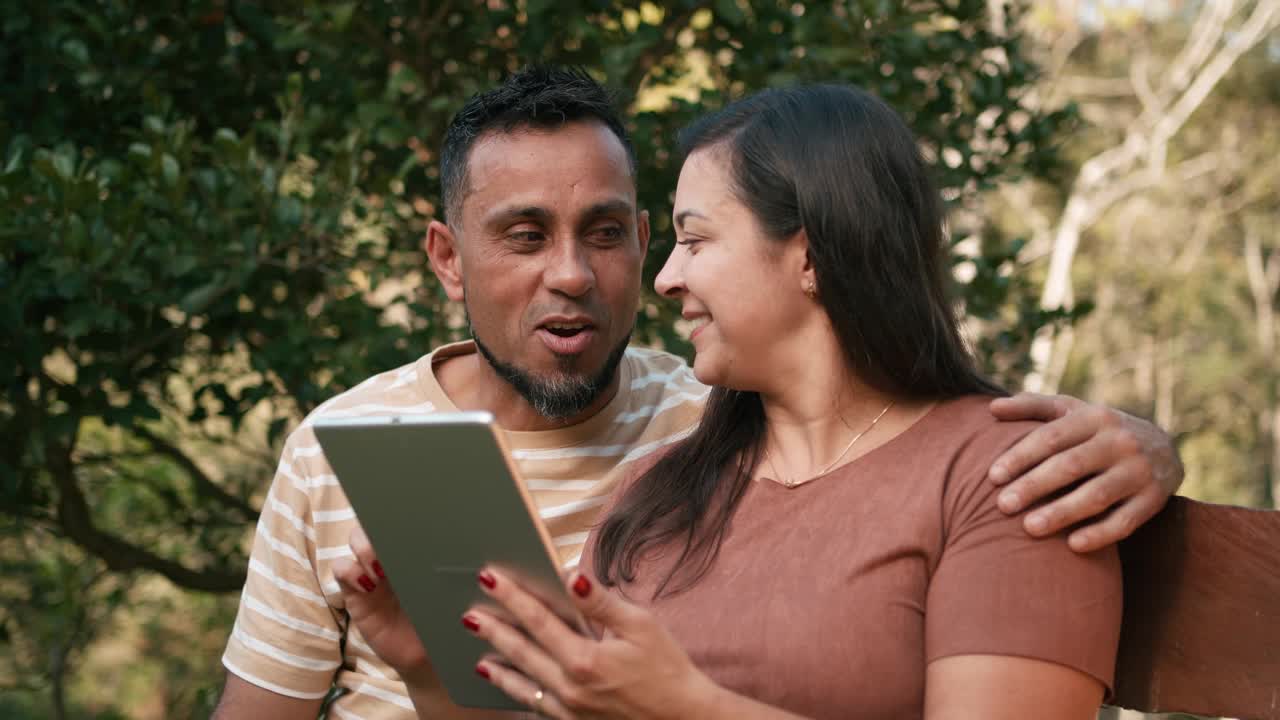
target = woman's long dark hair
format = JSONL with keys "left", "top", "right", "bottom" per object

{"left": 595, "top": 85, "right": 1004, "bottom": 597}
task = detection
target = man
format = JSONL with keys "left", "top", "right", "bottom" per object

{"left": 212, "top": 66, "right": 1181, "bottom": 719}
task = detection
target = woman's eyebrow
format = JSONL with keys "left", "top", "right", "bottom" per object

{"left": 674, "top": 209, "right": 708, "bottom": 229}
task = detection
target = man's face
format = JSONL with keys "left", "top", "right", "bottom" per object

{"left": 447, "top": 121, "right": 649, "bottom": 417}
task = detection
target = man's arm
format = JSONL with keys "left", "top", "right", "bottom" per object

{"left": 210, "top": 674, "right": 324, "bottom": 720}
{"left": 216, "top": 426, "right": 350, "bottom": 713}
{"left": 989, "top": 392, "right": 1184, "bottom": 552}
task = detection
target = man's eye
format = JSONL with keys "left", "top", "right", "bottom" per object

{"left": 508, "top": 231, "right": 545, "bottom": 245}
{"left": 590, "top": 226, "right": 624, "bottom": 244}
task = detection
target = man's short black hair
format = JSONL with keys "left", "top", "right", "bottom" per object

{"left": 439, "top": 65, "right": 637, "bottom": 226}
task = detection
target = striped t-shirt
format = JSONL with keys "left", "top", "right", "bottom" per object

{"left": 221, "top": 340, "right": 707, "bottom": 718}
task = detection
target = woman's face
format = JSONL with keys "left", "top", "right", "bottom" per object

{"left": 655, "top": 148, "right": 815, "bottom": 389}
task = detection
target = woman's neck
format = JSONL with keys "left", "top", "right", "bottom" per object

{"left": 754, "top": 329, "right": 927, "bottom": 482}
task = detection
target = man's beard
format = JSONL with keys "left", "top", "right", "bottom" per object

{"left": 471, "top": 322, "right": 632, "bottom": 421}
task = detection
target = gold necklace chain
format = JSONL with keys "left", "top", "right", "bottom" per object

{"left": 762, "top": 401, "right": 894, "bottom": 488}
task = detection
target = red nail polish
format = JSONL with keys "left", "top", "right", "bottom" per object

{"left": 462, "top": 614, "right": 480, "bottom": 633}
{"left": 358, "top": 575, "right": 376, "bottom": 592}
{"left": 572, "top": 574, "right": 592, "bottom": 598}
{"left": 372, "top": 561, "right": 385, "bottom": 580}
{"left": 477, "top": 570, "right": 496, "bottom": 589}
{"left": 475, "top": 663, "right": 491, "bottom": 680}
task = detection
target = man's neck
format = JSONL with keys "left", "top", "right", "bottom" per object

{"left": 434, "top": 350, "right": 621, "bottom": 432}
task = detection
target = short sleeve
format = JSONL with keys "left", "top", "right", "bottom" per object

{"left": 924, "top": 421, "right": 1123, "bottom": 692}
{"left": 222, "top": 426, "right": 344, "bottom": 699}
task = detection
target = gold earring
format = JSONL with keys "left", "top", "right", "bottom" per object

{"left": 804, "top": 281, "right": 817, "bottom": 299}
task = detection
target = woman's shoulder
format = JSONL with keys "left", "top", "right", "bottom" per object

{"left": 902, "top": 394, "right": 1043, "bottom": 509}
{"left": 928, "top": 393, "right": 1039, "bottom": 451}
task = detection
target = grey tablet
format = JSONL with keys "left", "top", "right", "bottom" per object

{"left": 313, "top": 411, "right": 590, "bottom": 710}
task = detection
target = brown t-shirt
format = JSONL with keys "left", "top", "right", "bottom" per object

{"left": 582, "top": 395, "right": 1122, "bottom": 720}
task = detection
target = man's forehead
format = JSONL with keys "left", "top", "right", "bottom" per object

{"left": 478, "top": 197, "right": 636, "bottom": 228}
{"left": 460, "top": 123, "right": 637, "bottom": 225}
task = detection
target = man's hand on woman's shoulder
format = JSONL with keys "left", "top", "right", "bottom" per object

{"left": 987, "top": 392, "right": 1184, "bottom": 553}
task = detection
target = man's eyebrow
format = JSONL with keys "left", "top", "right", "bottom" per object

{"left": 483, "top": 205, "right": 552, "bottom": 227}
{"left": 580, "top": 199, "right": 635, "bottom": 220}
{"left": 674, "top": 209, "right": 707, "bottom": 229}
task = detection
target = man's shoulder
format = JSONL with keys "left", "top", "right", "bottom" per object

{"left": 614, "top": 347, "right": 707, "bottom": 442}
{"left": 283, "top": 353, "right": 443, "bottom": 449}
{"left": 624, "top": 346, "right": 707, "bottom": 397}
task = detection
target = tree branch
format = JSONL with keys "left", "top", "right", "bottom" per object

{"left": 1245, "top": 229, "right": 1276, "bottom": 357}
{"left": 132, "top": 425, "right": 259, "bottom": 520}
{"left": 48, "top": 436, "right": 247, "bottom": 594}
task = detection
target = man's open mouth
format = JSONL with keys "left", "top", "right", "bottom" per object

{"left": 541, "top": 322, "right": 592, "bottom": 337}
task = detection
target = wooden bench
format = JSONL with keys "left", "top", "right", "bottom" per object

{"left": 1111, "top": 496, "right": 1280, "bottom": 719}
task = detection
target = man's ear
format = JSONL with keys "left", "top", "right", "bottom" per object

{"left": 637, "top": 209, "right": 651, "bottom": 258}
{"left": 425, "top": 220, "right": 465, "bottom": 302}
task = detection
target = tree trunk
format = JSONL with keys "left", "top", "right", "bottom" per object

{"left": 1023, "top": 0, "right": 1280, "bottom": 392}
{"left": 1269, "top": 397, "right": 1280, "bottom": 509}
{"left": 49, "top": 644, "right": 68, "bottom": 720}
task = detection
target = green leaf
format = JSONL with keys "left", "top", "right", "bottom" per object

{"left": 62, "top": 38, "right": 89, "bottom": 64}
{"left": 52, "top": 150, "right": 74, "bottom": 181}
{"left": 715, "top": 0, "right": 746, "bottom": 25}
{"left": 331, "top": 2, "right": 356, "bottom": 30}
{"left": 161, "top": 153, "right": 180, "bottom": 186}
{"left": 213, "top": 127, "right": 239, "bottom": 149}
{"left": 179, "top": 279, "right": 225, "bottom": 313}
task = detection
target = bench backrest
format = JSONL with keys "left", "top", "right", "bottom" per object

{"left": 1112, "top": 496, "right": 1280, "bottom": 719}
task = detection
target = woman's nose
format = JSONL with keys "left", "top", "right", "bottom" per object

{"left": 654, "top": 247, "right": 686, "bottom": 298}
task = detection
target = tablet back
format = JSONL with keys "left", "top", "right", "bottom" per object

{"left": 313, "top": 412, "right": 581, "bottom": 710}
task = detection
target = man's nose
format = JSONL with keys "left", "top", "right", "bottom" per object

{"left": 543, "top": 240, "right": 595, "bottom": 297}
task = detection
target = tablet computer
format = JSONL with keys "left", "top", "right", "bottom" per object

{"left": 313, "top": 411, "right": 591, "bottom": 710}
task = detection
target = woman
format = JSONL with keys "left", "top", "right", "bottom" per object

{"left": 339, "top": 84, "right": 1121, "bottom": 719}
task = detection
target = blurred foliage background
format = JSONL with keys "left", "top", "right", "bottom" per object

{"left": 1, "top": 0, "right": 1275, "bottom": 718}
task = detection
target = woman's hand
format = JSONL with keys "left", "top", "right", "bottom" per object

{"left": 331, "top": 523, "right": 432, "bottom": 675}
{"left": 463, "top": 567, "right": 722, "bottom": 720}
{"left": 333, "top": 527, "right": 519, "bottom": 720}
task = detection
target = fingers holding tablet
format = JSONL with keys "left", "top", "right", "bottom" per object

{"left": 474, "top": 658, "right": 571, "bottom": 720}
{"left": 333, "top": 523, "right": 431, "bottom": 673}
{"left": 347, "top": 523, "right": 385, "bottom": 589}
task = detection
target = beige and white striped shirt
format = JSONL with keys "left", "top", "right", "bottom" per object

{"left": 222, "top": 340, "right": 707, "bottom": 718}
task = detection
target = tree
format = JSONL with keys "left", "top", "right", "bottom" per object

{"left": 1014, "top": 0, "right": 1280, "bottom": 393}
{"left": 1, "top": 1, "right": 1071, "bottom": 714}
{"left": 991, "top": 0, "right": 1280, "bottom": 511}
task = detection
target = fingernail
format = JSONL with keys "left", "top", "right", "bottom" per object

{"left": 477, "top": 570, "right": 496, "bottom": 590}
{"left": 572, "top": 574, "right": 592, "bottom": 598}
{"left": 998, "top": 491, "right": 1021, "bottom": 513}
{"left": 358, "top": 575, "right": 376, "bottom": 592}
{"left": 373, "top": 561, "right": 385, "bottom": 580}
{"left": 1027, "top": 513, "right": 1048, "bottom": 534}
{"left": 461, "top": 614, "right": 480, "bottom": 633}
{"left": 475, "top": 663, "right": 490, "bottom": 680}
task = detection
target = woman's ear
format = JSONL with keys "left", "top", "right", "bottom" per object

{"left": 425, "top": 220, "right": 466, "bottom": 302}
{"left": 791, "top": 228, "right": 818, "bottom": 298}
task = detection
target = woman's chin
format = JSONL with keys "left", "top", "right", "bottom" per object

{"left": 691, "top": 355, "right": 750, "bottom": 391}
{"left": 690, "top": 356, "right": 723, "bottom": 387}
